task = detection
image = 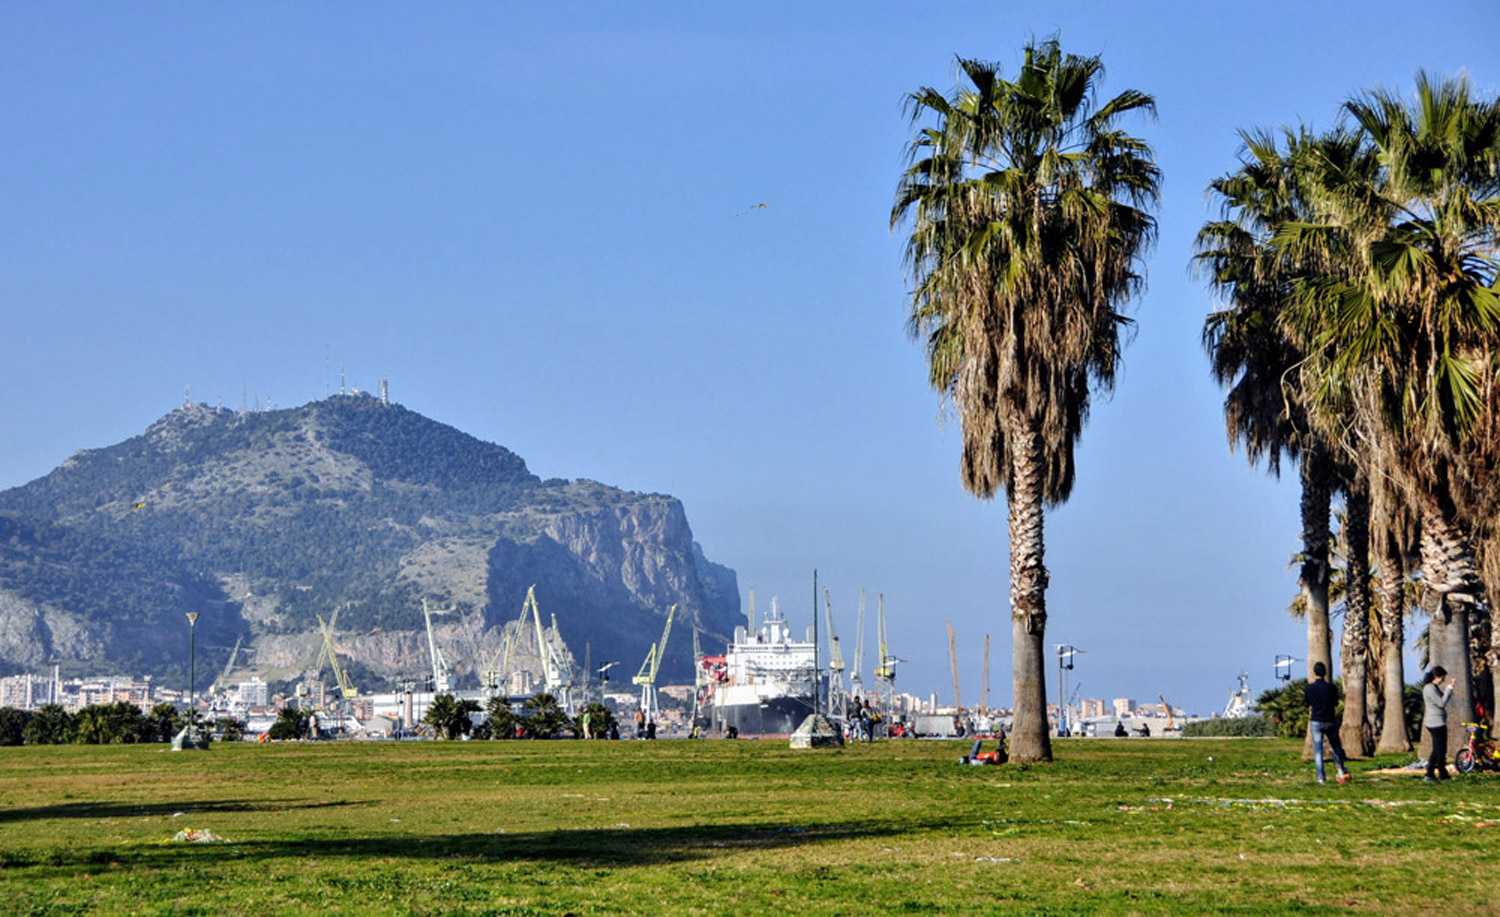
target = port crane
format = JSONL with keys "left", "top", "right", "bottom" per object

{"left": 632, "top": 604, "right": 676, "bottom": 725}
{"left": 980, "top": 633, "right": 991, "bottom": 715}
{"left": 874, "top": 594, "right": 897, "bottom": 683}
{"left": 823, "top": 589, "right": 847, "bottom": 719}
{"left": 947, "top": 621, "right": 962, "bottom": 715}
{"left": 850, "top": 589, "right": 866, "bottom": 701}
{"left": 484, "top": 587, "right": 538, "bottom": 693}
{"left": 317, "top": 613, "right": 357, "bottom": 701}
{"left": 212, "top": 635, "right": 243, "bottom": 694}
{"left": 423, "top": 598, "right": 451, "bottom": 694}
{"left": 873, "top": 594, "right": 902, "bottom": 724}
{"left": 532, "top": 598, "right": 575, "bottom": 712}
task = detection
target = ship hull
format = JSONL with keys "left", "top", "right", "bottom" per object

{"left": 711, "top": 695, "right": 815, "bottom": 737}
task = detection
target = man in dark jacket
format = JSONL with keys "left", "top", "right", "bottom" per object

{"left": 1304, "top": 662, "right": 1350, "bottom": 784}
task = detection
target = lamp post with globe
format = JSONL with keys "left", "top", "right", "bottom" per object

{"left": 174, "top": 611, "right": 206, "bottom": 750}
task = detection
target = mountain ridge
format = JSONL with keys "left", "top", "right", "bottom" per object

{"left": 0, "top": 394, "right": 739, "bottom": 689}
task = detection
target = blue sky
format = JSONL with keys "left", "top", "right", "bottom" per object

{"left": 0, "top": 3, "right": 1493, "bottom": 713}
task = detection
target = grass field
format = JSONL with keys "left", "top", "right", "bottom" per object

{"left": 1, "top": 737, "right": 1495, "bottom": 915}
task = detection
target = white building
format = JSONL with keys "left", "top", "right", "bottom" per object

{"left": 238, "top": 678, "right": 269, "bottom": 706}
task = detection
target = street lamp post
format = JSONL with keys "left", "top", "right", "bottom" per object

{"left": 186, "top": 612, "right": 199, "bottom": 734}
{"left": 1056, "top": 645, "right": 1083, "bottom": 737}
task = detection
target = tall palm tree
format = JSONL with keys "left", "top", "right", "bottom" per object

{"left": 892, "top": 37, "right": 1159, "bottom": 762}
{"left": 1373, "top": 470, "right": 1418, "bottom": 752}
{"left": 1338, "top": 476, "right": 1376, "bottom": 755}
{"left": 1279, "top": 72, "right": 1500, "bottom": 756}
{"left": 1198, "top": 128, "right": 1342, "bottom": 685}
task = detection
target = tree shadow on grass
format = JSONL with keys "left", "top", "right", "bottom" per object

{"left": 8, "top": 816, "right": 946, "bottom": 872}
{"left": 0, "top": 798, "right": 368, "bottom": 824}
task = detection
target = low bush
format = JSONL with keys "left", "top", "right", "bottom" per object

{"left": 1182, "top": 714, "right": 1275, "bottom": 737}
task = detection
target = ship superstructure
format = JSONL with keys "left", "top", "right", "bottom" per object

{"left": 701, "top": 596, "right": 816, "bottom": 736}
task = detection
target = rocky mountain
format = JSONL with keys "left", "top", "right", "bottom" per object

{"left": 0, "top": 394, "right": 739, "bottom": 690}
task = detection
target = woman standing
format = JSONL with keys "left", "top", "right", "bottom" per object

{"left": 1423, "top": 667, "right": 1455, "bottom": 782}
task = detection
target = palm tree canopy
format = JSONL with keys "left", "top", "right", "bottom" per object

{"left": 892, "top": 37, "right": 1159, "bottom": 503}
{"left": 1279, "top": 73, "right": 1500, "bottom": 469}
{"left": 1197, "top": 127, "right": 1358, "bottom": 475}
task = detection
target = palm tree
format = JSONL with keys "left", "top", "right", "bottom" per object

{"left": 1279, "top": 72, "right": 1500, "bottom": 756}
{"left": 521, "top": 692, "right": 570, "bottom": 739}
{"left": 1373, "top": 476, "right": 1419, "bottom": 751}
{"left": 424, "top": 693, "right": 480, "bottom": 741}
{"left": 1338, "top": 478, "right": 1376, "bottom": 755}
{"left": 893, "top": 37, "right": 1159, "bottom": 761}
{"left": 484, "top": 695, "right": 519, "bottom": 740}
{"left": 1197, "top": 128, "right": 1368, "bottom": 754}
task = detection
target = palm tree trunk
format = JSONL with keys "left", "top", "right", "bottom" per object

{"left": 1376, "top": 527, "right": 1411, "bottom": 752}
{"left": 1007, "top": 422, "right": 1052, "bottom": 763}
{"left": 1300, "top": 448, "right": 1335, "bottom": 677}
{"left": 1419, "top": 499, "right": 1478, "bottom": 761}
{"left": 1489, "top": 599, "right": 1500, "bottom": 731}
{"left": 1300, "top": 447, "right": 1334, "bottom": 759}
{"left": 1339, "top": 483, "right": 1374, "bottom": 756}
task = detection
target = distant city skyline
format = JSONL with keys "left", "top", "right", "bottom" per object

{"left": 1, "top": 3, "right": 1492, "bottom": 712}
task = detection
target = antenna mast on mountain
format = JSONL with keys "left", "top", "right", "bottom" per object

{"left": 380, "top": 379, "right": 389, "bottom": 406}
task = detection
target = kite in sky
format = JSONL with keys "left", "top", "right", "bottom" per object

{"left": 735, "top": 203, "right": 767, "bottom": 217}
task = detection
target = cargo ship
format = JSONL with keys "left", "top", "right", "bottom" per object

{"left": 698, "top": 597, "right": 817, "bottom": 737}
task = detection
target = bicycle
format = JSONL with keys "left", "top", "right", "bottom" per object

{"left": 1453, "top": 719, "right": 1500, "bottom": 773}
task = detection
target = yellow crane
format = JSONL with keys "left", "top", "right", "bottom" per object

{"left": 1158, "top": 692, "right": 1177, "bottom": 731}
{"left": 633, "top": 604, "right": 676, "bottom": 726}
{"left": 872, "top": 594, "right": 902, "bottom": 733}
{"left": 317, "top": 613, "right": 357, "bottom": 700}
{"left": 874, "top": 594, "right": 896, "bottom": 683}
{"left": 486, "top": 586, "right": 539, "bottom": 693}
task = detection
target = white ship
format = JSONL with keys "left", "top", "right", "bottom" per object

{"left": 698, "top": 597, "right": 816, "bottom": 736}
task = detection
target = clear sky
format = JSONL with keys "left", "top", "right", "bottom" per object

{"left": 1, "top": 3, "right": 1493, "bottom": 714}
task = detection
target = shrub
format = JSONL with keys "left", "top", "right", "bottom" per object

{"left": 576, "top": 702, "right": 617, "bottom": 739}
{"left": 1182, "top": 715, "right": 1276, "bottom": 737}
{"left": 268, "top": 706, "right": 312, "bottom": 740}
{"left": 1255, "top": 680, "right": 1315, "bottom": 739}
{"left": 22, "top": 704, "right": 74, "bottom": 745}
{"left": 0, "top": 707, "right": 32, "bottom": 745}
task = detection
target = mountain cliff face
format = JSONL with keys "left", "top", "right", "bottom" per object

{"left": 0, "top": 395, "right": 738, "bottom": 688}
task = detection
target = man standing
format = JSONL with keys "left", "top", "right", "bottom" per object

{"left": 1423, "top": 666, "right": 1455, "bottom": 782}
{"left": 1305, "top": 662, "right": 1350, "bottom": 785}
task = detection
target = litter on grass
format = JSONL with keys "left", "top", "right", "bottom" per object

{"left": 1129, "top": 796, "right": 1475, "bottom": 811}
{"left": 171, "top": 828, "right": 227, "bottom": 843}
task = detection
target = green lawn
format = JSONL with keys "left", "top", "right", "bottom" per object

{"left": 0, "top": 737, "right": 1492, "bottom": 915}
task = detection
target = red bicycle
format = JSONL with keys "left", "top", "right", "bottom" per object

{"left": 1454, "top": 714, "right": 1500, "bottom": 774}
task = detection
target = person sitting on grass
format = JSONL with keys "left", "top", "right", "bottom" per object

{"left": 1304, "top": 662, "right": 1350, "bottom": 785}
